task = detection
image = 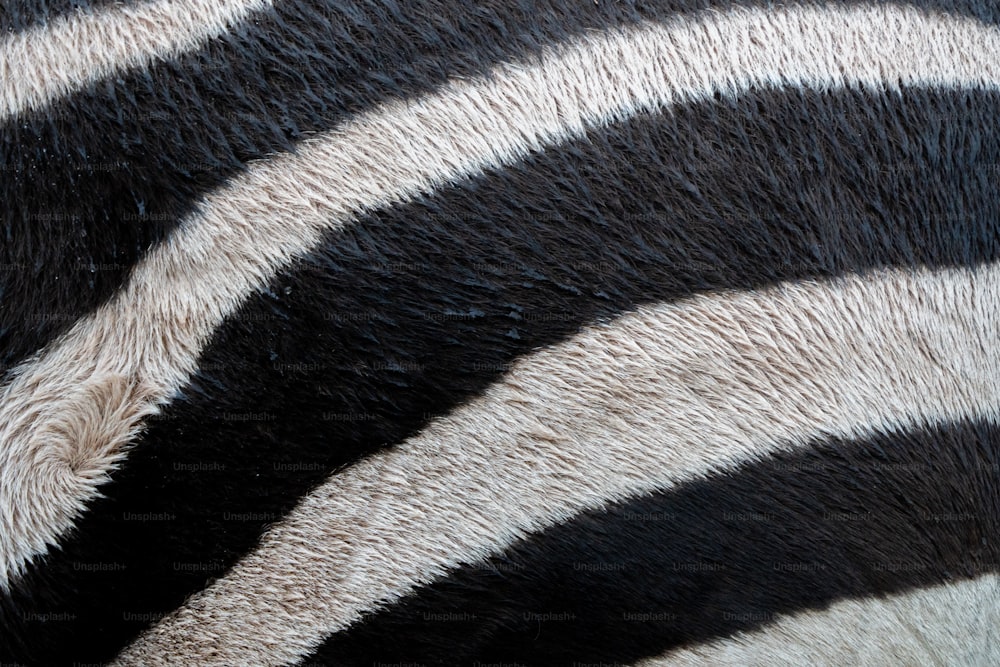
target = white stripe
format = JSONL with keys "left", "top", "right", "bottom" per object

{"left": 639, "top": 574, "right": 1000, "bottom": 666}
{"left": 3, "top": 3, "right": 1000, "bottom": 587}
{"left": 114, "top": 263, "right": 1000, "bottom": 665}
{"left": 0, "top": 0, "right": 273, "bottom": 121}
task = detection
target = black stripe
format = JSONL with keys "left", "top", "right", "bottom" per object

{"left": 0, "top": 0, "right": 137, "bottom": 34}
{"left": 2, "top": 84, "right": 1000, "bottom": 664}
{"left": 2, "top": 0, "right": 998, "bottom": 370}
{"left": 308, "top": 418, "right": 1000, "bottom": 666}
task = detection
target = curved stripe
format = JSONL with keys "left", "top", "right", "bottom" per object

{"left": 3, "top": 1, "right": 1000, "bottom": 590}
{"left": 5, "top": 82, "right": 1000, "bottom": 665}
{"left": 643, "top": 574, "right": 1000, "bottom": 666}
{"left": 308, "top": 418, "right": 1000, "bottom": 664}
{"left": 5, "top": 0, "right": 1000, "bottom": 373}
{"left": 0, "top": 0, "right": 272, "bottom": 120}
{"left": 115, "top": 262, "right": 1000, "bottom": 666}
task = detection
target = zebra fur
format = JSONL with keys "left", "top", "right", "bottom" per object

{"left": 1, "top": 0, "right": 999, "bottom": 665}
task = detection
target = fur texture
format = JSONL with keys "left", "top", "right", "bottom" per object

{"left": 1, "top": 0, "right": 1000, "bottom": 665}
{"left": 646, "top": 575, "right": 1000, "bottom": 665}
{"left": 115, "top": 265, "right": 1000, "bottom": 665}
{"left": 3, "top": 2, "right": 1000, "bottom": 590}
{"left": 311, "top": 420, "right": 1000, "bottom": 665}
{"left": 0, "top": 0, "right": 273, "bottom": 120}
{"left": 5, "top": 0, "right": 1000, "bottom": 372}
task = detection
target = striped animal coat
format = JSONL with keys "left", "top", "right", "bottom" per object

{"left": 1, "top": 0, "right": 999, "bottom": 665}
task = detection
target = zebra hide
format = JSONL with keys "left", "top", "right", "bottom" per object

{"left": 1, "top": 0, "right": 999, "bottom": 664}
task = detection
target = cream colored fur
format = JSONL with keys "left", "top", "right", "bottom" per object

{"left": 115, "top": 263, "right": 1000, "bottom": 665}
{"left": 4, "top": 0, "right": 1000, "bottom": 595}
{"left": 0, "top": 0, "right": 273, "bottom": 120}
